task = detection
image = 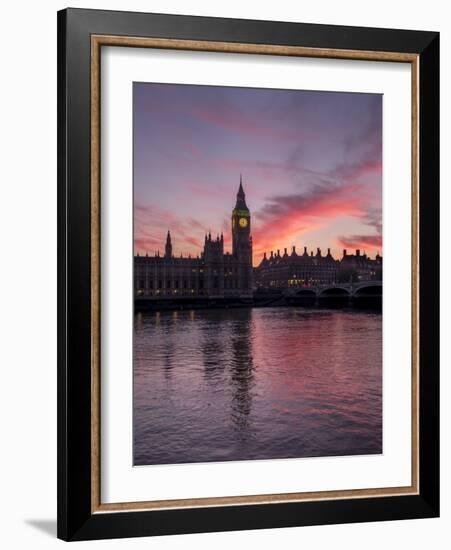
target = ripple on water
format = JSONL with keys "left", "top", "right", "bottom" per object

{"left": 133, "top": 307, "right": 382, "bottom": 465}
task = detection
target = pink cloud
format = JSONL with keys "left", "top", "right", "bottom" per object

{"left": 337, "top": 234, "right": 382, "bottom": 251}
{"left": 134, "top": 204, "right": 213, "bottom": 257}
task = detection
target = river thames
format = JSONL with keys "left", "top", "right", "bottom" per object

{"left": 133, "top": 307, "right": 382, "bottom": 466}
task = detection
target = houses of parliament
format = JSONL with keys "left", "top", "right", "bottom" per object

{"left": 134, "top": 177, "right": 253, "bottom": 300}
{"left": 134, "top": 176, "right": 382, "bottom": 302}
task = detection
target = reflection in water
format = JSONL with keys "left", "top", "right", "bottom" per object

{"left": 133, "top": 307, "right": 382, "bottom": 465}
{"left": 229, "top": 309, "right": 254, "bottom": 435}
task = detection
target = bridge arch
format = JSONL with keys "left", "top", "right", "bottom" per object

{"left": 295, "top": 288, "right": 317, "bottom": 297}
{"left": 318, "top": 286, "right": 351, "bottom": 297}
{"left": 353, "top": 284, "right": 382, "bottom": 297}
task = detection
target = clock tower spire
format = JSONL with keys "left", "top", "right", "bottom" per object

{"left": 235, "top": 173, "right": 248, "bottom": 210}
{"left": 231, "top": 176, "right": 253, "bottom": 295}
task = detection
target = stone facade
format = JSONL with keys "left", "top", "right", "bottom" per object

{"left": 254, "top": 247, "right": 382, "bottom": 289}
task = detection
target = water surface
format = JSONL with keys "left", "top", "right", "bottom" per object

{"left": 134, "top": 307, "right": 382, "bottom": 465}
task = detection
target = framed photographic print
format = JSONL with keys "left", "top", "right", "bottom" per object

{"left": 57, "top": 8, "right": 439, "bottom": 541}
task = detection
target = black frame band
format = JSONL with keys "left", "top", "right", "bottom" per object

{"left": 57, "top": 8, "right": 439, "bottom": 541}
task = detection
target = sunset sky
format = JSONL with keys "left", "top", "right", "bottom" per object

{"left": 134, "top": 82, "right": 382, "bottom": 266}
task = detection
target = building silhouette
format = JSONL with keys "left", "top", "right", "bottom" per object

{"left": 134, "top": 177, "right": 253, "bottom": 300}
{"left": 135, "top": 177, "right": 382, "bottom": 301}
{"left": 254, "top": 247, "right": 382, "bottom": 289}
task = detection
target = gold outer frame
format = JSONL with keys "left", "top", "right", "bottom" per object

{"left": 90, "top": 35, "right": 419, "bottom": 514}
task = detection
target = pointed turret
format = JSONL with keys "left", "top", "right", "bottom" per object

{"left": 164, "top": 230, "right": 172, "bottom": 258}
{"left": 260, "top": 251, "right": 269, "bottom": 268}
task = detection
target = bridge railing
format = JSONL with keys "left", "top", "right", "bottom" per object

{"left": 282, "top": 280, "right": 382, "bottom": 297}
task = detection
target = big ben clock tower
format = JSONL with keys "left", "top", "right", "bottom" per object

{"left": 232, "top": 175, "right": 253, "bottom": 296}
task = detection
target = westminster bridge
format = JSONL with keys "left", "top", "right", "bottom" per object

{"left": 135, "top": 280, "right": 382, "bottom": 311}
{"left": 282, "top": 280, "right": 382, "bottom": 299}
{"left": 252, "top": 281, "right": 382, "bottom": 308}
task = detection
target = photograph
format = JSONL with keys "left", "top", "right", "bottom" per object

{"left": 133, "top": 82, "right": 383, "bottom": 466}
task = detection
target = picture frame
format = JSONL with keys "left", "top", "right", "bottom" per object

{"left": 57, "top": 7, "right": 439, "bottom": 541}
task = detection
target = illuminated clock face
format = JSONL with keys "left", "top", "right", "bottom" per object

{"left": 239, "top": 217, "right": 248, "bottom": 228}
